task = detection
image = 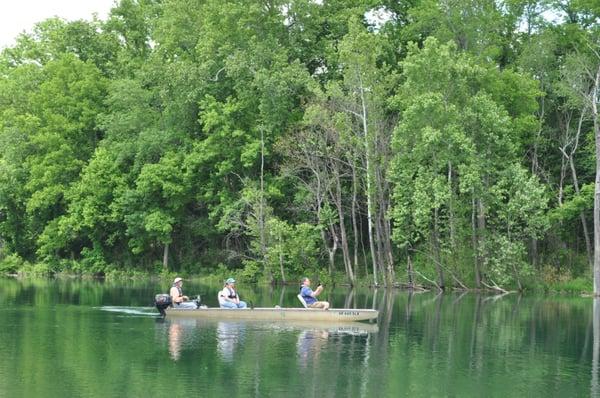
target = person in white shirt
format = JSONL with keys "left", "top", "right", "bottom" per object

{"left": 218, "top": 278, "right": 247, "bottom": 309}
{"left": 169, "top": 277, "right": 198, "bottom": 309}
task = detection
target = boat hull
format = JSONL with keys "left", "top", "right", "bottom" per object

{"left": 164, "top": 307, "right": 378, "bottom": 322}
{"left": 167, "top": 317, "right": 379, "bottom": 334}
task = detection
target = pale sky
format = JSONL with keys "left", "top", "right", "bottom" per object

{"left": 0, "top": 0, "right": 116, "bottom": 49}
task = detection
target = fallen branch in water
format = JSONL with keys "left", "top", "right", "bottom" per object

{"left": 413, "top": 270, "right": 442, "bottom": 291}
{"left": 483, "top": 291, "right": 513, "bottom": 303}
{"left": 481, "top": 279, "right": 509, "bottom": 294}
{"left": 409, "top": 248, "right": 468, "bottom": 290}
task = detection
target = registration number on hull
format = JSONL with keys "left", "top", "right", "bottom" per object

{"left": 338, "top": 311, "right": 360, "bottom": 316}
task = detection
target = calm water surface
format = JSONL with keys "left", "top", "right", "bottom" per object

{"left": 0, "top": 277, "right": 596, "bottom": 397}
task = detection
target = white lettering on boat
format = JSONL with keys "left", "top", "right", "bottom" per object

{"left": 338, "top": 311, "right": 360, "bottom": 316}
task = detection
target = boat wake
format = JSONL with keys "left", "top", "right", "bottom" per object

{"left": 99, "top": 306, "right": 158, "bottom": 317}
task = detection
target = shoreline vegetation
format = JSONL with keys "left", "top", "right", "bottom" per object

{"left": 0, "top": 266, "right": 592, "bottom": 295}
{"left": 1, "top": 1, "right": 599, "bottom": 295}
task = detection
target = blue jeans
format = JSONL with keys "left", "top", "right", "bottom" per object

{"left": 175, "top": 301, "right": 198, "bottom": 309}
{"left": 220, "top": 301, "right": 247, "bottom": 309}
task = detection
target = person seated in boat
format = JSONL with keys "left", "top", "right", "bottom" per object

{"left": 218, "top": 278, "right": 247, "bottom": 309}
{"left": 300, "top": 277, "right": 330, "bottom": 310}
{"left": 170, "top": 277, "right": 198, "bottom": 309}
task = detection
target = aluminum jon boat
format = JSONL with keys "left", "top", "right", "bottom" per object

{"left": 163, "top": 306, "right": 379, "bottom": 322}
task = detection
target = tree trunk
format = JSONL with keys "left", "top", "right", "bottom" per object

{"left": 407, "top": 252, "right": 414, "bottom": 288}
{"left": 332, "top": 169, "right": 355, "bottom": 285}
{"left": 163, "top": 242, "right": 169, "bottom": 270}
{"left": 569, "top": 111, "right": 594, "bottom": 270}
{"left": 448, "top": 161, "right": 456, "bottom": 249}
{"left": 259, "top": 128, "right": 272, "bottom": 283}
{"left": 374, "top": 215, "right": 386, "bottom": 282}
{"left": 558, "top": 148, "right": 567, "bottom": 207}
{"left": 530, "top": 238, "right": 538, "bottom": 269}
{"left": 432, "top": 207, "right": 445, "bottom": 289}
{"left": 325, "top": 224, "right": 339, "bottom": 275}
{"left": 375, "top": 164, "right": 394, "bottom": 285}
{"left": 351, "top": 164, "right": 360, "bottom": 278}
{"left": 472, "top": 197, "right": 482, "bottom": 289}
{"left": 365, "top": 160, "right": 378, "bottom": 286}
{"left": 476, "top": 197, "right": 486, "bottom": 287}
{"left": 358, "top": 208, "right": 369, "bottom": 279}
{"left": 383, "top": 216, "right": 395, "bottom": 283}
{"left": 344, "top": 288, "right": 355, "bottom": 308}
{"left": 529, "top": 92, "right": 545, "bottom": 269}
{"left": 279, "top": 238, "right": 286, "bottom": 284}
{"left": 358, "top": 77, "right": 378, "bottom": 287}
{"left": 592, "top": 63, "right": 600, "bottom": 296}
{"left": 314, "top": 172, "right": 337, "bottom": 276}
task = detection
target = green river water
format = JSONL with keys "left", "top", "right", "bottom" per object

{"left": 0, "top": 277, "right": 597, "bottom": 397}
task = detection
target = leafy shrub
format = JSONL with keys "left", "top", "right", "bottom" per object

{"left": 550, "top": 277, "right": 592, "bottom": 293}
{"left": 0, "top": 253, "right": 26, "bottom": 274}
{"left": 19, "top": 262, "right": 55, "bottom": 277}
{"left": 240, "top": 260, "right": 261, "bottom": 283}
{"left": 80, "top": 247, "right": 109, "bottom": 274}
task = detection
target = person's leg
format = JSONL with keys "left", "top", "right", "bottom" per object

{"left": 220, "top": 301, "right": 237, "bottom": 309}
{"left": 176, "top": 301, "right": 197, "bottom": 309}
{"left": 236, "top": 301, "right": 247, "bottom": 309}
{"left": 309, "top": 301, "right": 330, "bottom": 310}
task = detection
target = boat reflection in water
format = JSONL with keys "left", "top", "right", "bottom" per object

{"left": 297, "top": 329, "right": 329, "bottom": 369}
{"left": 166, "top": 318, "right": 198, "bottom": 361}
{"left": 168, "top": 322, "right": 182, "bottom": 360}
{"left": 294, "top": 322, "right": 377, "bottom": 369}
{"left": 216, "top": 321, "right": 246, "bottom": 362}
{"left": 161, "top": 317, "right": 377, "bottom": 363}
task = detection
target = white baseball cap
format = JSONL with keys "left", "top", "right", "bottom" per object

{"left": 174, "top": 277, "right": 183, "bottom": 283}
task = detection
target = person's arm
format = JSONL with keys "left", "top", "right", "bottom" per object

{"left": 302, "top": 286, "right": 321, "bottom": 298}
{"left": 171, "top": 287, "right": 189, "bottom": 303}
{"left": 219, "top": 289, "right": 233, "bottom": 303}
{"left": 224, "top": 288, "right": 239, "bottom": 303}
{"left": 312, "top": 285, "right": 323, "bottom": 297}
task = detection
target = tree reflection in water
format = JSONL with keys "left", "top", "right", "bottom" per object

{"left": 592, "top": 298, "right": 600, "bottom": 398}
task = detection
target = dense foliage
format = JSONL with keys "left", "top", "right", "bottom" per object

{"left": 0, "top": 0, "right": 599, "bottom": 289}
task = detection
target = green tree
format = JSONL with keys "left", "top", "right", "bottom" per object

{"left": 391, "top": 38, "right": 543, "bottom": 290}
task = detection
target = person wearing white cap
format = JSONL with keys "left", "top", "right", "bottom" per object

{"left": 218, "top": 278, "right": 247, "bottom": 309}
{"left": 169, "top": 277, "right": 198, "bottom": 309}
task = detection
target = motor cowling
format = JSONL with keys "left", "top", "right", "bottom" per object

{"left": 155, "top": 294, "right": 172, "bottom": 316}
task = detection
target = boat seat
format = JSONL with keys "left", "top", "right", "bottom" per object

{"left": 297, "top": 294, "right": 308, "bottom": 309}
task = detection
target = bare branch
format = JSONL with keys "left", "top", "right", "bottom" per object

{"left": 413, "top": 269, "right": 442, "bottom": 291}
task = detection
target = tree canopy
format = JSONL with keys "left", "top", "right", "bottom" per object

{"left": 0, "top": 0, "right": 599, "bottom": 290}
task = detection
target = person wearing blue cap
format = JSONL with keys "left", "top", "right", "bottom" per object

{"left": 218, "top": 278, "right": 247, "bottom": 309}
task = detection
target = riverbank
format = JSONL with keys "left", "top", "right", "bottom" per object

{"left": 1, "top": 264, "right": 593, "bottom": 295}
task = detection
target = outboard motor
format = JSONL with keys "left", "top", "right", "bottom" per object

{"left": 155, "top": 294, "right": 172, "bottom": 317}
